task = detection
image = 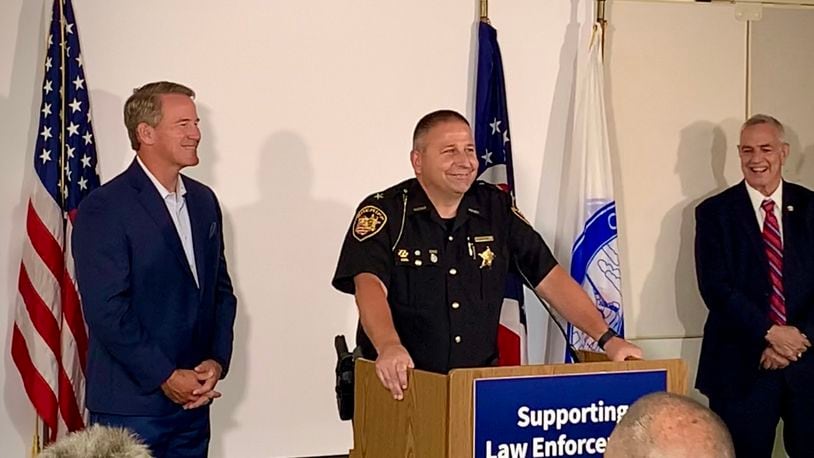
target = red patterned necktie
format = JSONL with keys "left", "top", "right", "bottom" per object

{"left": 762, "top": 199, "right": 786, "bottom": 325}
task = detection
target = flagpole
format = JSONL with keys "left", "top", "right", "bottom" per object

{"left": 58, "top": 0, "right": 67, "bottom": 213}
{"left": 480, "top": 0, "right": 489, "bottom": 23}
{"left": 31, "top": 416, "right": 41, "bottom": 457}
{"left": 54, "top": 0, "right": 66, "bottom": 442}
{"left": 595, "top": 0, "right": 607, "bottom": 56}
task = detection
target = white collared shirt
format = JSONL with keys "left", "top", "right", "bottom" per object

{"left": 745, "top": 181, "right": 784, "bottom": 244}
{"left": 137, "top": 157, "right": 199, "bottom": 286}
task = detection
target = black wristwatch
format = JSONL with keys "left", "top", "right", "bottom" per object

{"left": 597, "top": 328, "right": 618, "bottom": 350}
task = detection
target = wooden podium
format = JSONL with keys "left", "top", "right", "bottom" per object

{"left": 349, "top": 355, "right": 687, "bottom": 457}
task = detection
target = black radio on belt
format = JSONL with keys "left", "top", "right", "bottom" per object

{"left": 334, "top": 335, "right": 357, "bottom": 421}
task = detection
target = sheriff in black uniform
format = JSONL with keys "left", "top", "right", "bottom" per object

{"left": 332, "top": 110, "right": 642, "bottom": 400}
{"left": 333, "top": 177, "right": 555, "bottom": 373}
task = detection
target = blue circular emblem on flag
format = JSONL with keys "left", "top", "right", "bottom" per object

{"left": 567, "top": 201, "right": 623, "bottom": 354}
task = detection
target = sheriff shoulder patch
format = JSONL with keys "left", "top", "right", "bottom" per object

{"left": 353, "top": 205, "right": 387, "bottom": 241}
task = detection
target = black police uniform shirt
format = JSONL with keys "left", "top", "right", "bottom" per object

{"left": 332, "top": 178, "right": 557, "bottom": 374}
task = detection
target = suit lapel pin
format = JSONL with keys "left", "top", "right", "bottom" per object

{"left": 787, "top": 205, "right": 794, "bottom": 212}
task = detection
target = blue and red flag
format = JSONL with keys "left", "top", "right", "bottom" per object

{"left": 474, "top": 20, "right": 526, "bottom": 366}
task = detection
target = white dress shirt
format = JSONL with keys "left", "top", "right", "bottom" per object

{"left": 745, "top": 180, "right": 784, "bottom": 244}
{"left": 137, "top": 157, "right": 199, "bottom": 286}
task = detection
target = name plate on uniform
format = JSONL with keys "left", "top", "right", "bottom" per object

{"left": 472, "top": 370, "right": 667, "bottom": 458}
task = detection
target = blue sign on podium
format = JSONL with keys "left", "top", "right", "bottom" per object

{"left": 473, "top": 370, "right": 667, "bottom": 458}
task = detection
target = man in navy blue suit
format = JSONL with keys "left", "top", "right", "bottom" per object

{"left": 73, "top": 81, "right": 237, "bottom": 457}
{"left": 695, "top": 114, "right": 814, "bottom": 457}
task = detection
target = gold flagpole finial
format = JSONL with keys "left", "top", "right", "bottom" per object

{"left": 595, "top": 0, "right": 608, "bottom": 57}
{"left": 596, "top": 0, "right": 607, "bottom": 26}
{"left": 480, "top": 0, "right": 489, "bottom": 23}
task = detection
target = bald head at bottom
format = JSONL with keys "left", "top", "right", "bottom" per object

{"left": 605, "top": 392, "right": 734, "bottom": 458}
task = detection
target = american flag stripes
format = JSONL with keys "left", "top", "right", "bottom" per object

{"left": 10, "top": 0, "right": 99, "bottom": 442}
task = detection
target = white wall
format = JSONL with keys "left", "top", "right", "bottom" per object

{"left": 608, "top": 1, "right": 747, "bottom": 341}
{"left": 0, "top": 1, "right": 594, "bottom": 456}
{"left": 2, "top": 0, "right": 47, "bottom": 455}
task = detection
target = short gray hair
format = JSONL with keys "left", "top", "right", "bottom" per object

{"left": 40, "top": 424, "right": 153, "bottom": 458}
{"left": 124, "top": 81, "right": 196, "bottom": 151}
{"left": 742, "top": 113, "right": 786, "bottom": 143}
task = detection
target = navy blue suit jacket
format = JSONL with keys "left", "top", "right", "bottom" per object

{"left": 695, "top": 180, "right": 814, "bottom": 398}
{"left": 73, "top": 160, "right": 237, "bottom": 415}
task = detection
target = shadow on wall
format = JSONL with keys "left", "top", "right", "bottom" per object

{"left": 533, "top": 0, "right": 582, "bottom": 364}
{"left": 637, "top": 120, "right": 738, "bottom": 381}
{"left": 210, "top": 131, "right": 353, "bottom": 457}
{"left": 783, "top": 126, "right": 814, "bottom": 190}
{"left": 87, "top": 89, "right": 129, "bottom": 173}
{"left": 2, "top": 0, "right": 51, "bottom": 450}
{"left": 546, "top": 0, "right": 582, "bottom": 256}
{"left": 178, "top": 103, "right": 250, "bottom": 458}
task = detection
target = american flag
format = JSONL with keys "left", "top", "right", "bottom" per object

{"left": 10, "top": 0, "right": 99, "bottom": 442}
{"left": 474, "top": 20, "right": 527, "bottom": 366}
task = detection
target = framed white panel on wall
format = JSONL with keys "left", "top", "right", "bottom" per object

{"left": 605, "top": 1, "right": 746, "bottom": 339}
{"left": 749, "top": 6, "right": 814, "bottom": 189}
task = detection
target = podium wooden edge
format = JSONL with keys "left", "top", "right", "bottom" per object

{"left": 350, "top": 359, "right": 449, "bottom": 458}
{"left": 350, "top": 357, "right": 687, "bottom": 458}
{"left": 575, "top": 349, "right": 612, "bottom": 362}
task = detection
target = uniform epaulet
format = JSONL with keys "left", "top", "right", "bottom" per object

{"left": 365, "top": 179, "right": 412, "bottom": 203}
{"left": 511, "top": 205, "right": 532, "bottom": 226}
{"left": 476, "top": 180, "right": 505, "bottom": 193}
{"left": 473, "top": 180, "right": 532, "bottom": 226}
{"left": 365, "top": 190, "right": 389, "bottom": 202}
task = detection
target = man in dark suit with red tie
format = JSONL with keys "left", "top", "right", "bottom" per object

{"left": 695, "top": 114, "right": 814, "bottom": 457}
